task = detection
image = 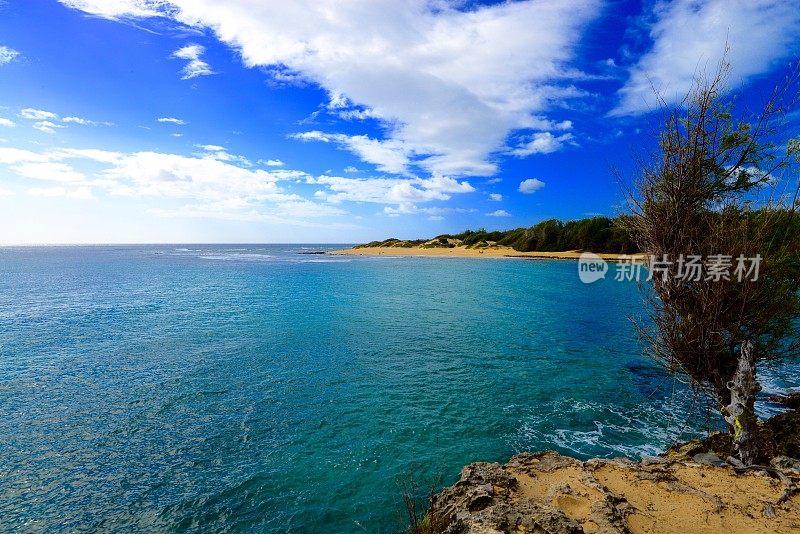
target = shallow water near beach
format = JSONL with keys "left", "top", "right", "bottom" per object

{"left": 1, "top": 245, "right": 797, "bottom": 532}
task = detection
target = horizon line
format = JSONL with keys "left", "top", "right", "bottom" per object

{"left": 0, "top": 242, "right": 357, "bottom": 247}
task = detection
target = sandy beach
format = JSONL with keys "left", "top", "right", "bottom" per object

{"left": 332, "top": 245, "right": 642, "bottom": 261}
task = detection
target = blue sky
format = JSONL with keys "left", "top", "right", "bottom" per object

{"left": 0, "top": 0, "right": 798, "bottom": 244}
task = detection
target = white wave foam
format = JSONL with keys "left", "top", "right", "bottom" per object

{"left": 508, "top": 394, "right": 708, "bottom": 459}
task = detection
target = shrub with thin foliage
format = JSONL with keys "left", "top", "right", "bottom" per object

{"left": 625, "top": 58, "right": 800, "bottom": 464}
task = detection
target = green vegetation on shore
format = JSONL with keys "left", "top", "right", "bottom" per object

{"left": 356, "top": 210, "right": 800, "bottom": 254}
{"left": 355, "top": 215, "right": 638, "bottom": 253}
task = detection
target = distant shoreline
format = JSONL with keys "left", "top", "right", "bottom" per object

{"left": 330, "top": 245, "right": 643, "bottom": 261}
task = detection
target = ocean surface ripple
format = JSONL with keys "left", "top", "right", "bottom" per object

{"left": 1, "top": 245, "right": 797, "bottom": 532}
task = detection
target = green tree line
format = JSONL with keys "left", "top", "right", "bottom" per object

{"left": 358, "top": 211, "right": 799, "bottom": 254}
{"left": 438, "top": 216, "right": 638, "bottom": 253}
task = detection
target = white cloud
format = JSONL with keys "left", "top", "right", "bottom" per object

{"left": 32, "top": 121, "right": 65, "bottom": 134}
{"left": 488, "top": 193, "right": 503, "bottom": 202}
{"left": 425, "top": 175, "right": 475, "bottom": 194}
{"left": 59, "top": 0, "right": 602, "bottom": 176}
{"left": 17, "top": 110, "right": 111, "bottom": 131}
{"left": 173, "top": 44, "right": 215, "bottom": 80}
{"left": 0, "top": 118, "right": 15, "bottom": 128}
{"left": 0, "top": 147, "right": 52, "bottom": 164}
{"left": 293, "top": 131, "right": 410, "bottom": 174}
{"left": 0, "top": 144, "right": 349, "bottom": 223}
{"left": 519, "top": 178, "right": 545, "bottom": 194}
{"left": 59, "top": 0, "right": 166, "bottom": 19}
{"left": 291, "top": 131, "right": 329, "bottom": 142}
{"left": 0, "top": 139, "right": 477, "bottom": 224}
{"left": 196, "top": 144, "right": 251, "bottom": 166}
{"left": 382, "top": 204, "right": 473, "bottom": 218}
{"left": 13, "top": 162, "right": 86, "bottom": 182}
{"left": 0, "top": 46, "right": 19, "bottom": 65}
{"left": 62, "top": 116, "right": 112, "bottom": 126}
{"left": 264, "top": 159, "right": 285, "bottom": 167}
{"left": 196, "top": 144, "right": 225, "bottom": 152}
{"left": 336, "top": 108, "right": 377, "bottom": 121}
{"left": 20, "top": 108, "right": 58, "bottom": 121}
{"left": 151, "top": 198, "right": 347, "bottom": 221}
{"left": 273, "top": 200, "right": 346, "bottom": 218}
{"left": 311, "top": 173, "right": 474, "bottom": 206}
{"left": 526, "top": 117, "right": 573, "bottom": 131}
{"left": 487, "top": 209, "right": 511, "bottom": 217}
{"left": 28, "top": 186, "right": 95, "bottom": 200}
{"left": 62, "top": 116, "right": 90, "bottom": 125}
{"left": 612, "top": 0, "right": 800, "bottom": 116}
{"left": 50, "top": 148, "right": 124, "bottom": 164}
{"left": 97, "top": 151, "right": 342, "bottom": 223}
{"left": 99, "top": 151, "right": 298, "bottom": 200}
{"left": 0, "top": 187, "right": 14, "bottom": 196}
{"left": 509, "top": 132, "right": 574, "bottom": 157}
{"left": 157, "top": 117, "right": 187, "bottom": 125}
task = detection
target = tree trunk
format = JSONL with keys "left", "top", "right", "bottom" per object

{"left": 722, "top": 340, "right": 761, "bottom": 465}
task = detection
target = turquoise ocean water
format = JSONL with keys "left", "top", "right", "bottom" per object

{"left": 1, "top": 245, "right": 797, "bottom": 532}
